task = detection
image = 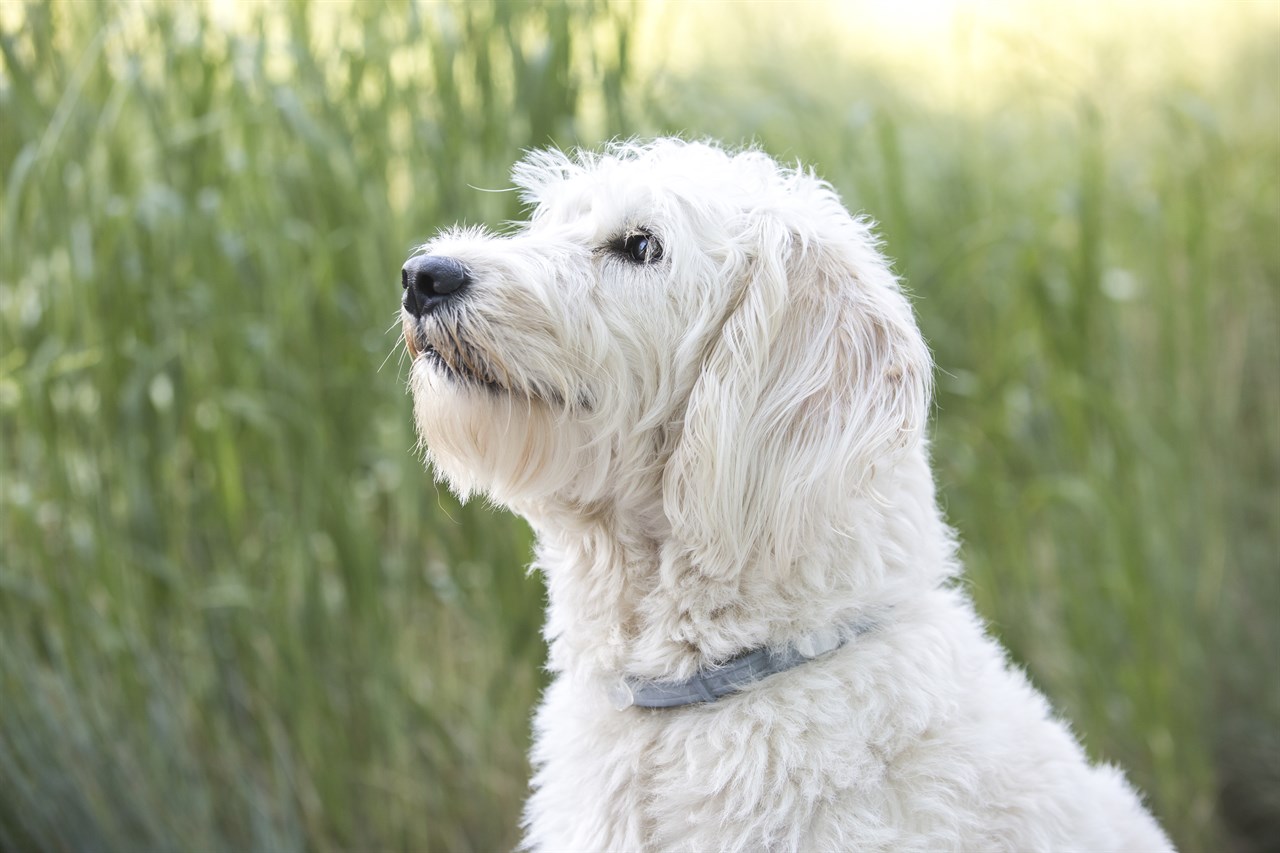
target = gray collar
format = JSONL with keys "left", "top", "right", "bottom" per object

{"left": 607, "top": 619, "right": 876, "bottom": 710}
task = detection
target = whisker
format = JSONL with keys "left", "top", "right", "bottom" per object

{"left": 378, "top": 341, "right": 404, "bottom": 374}
{"left": 467, "top": 184, "right": 519, "bottom": 194}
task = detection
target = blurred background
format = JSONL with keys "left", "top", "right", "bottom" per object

{"left": 1, "top": 1, "right": 1276, "bottom": 850}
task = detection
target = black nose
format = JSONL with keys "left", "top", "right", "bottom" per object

{"left": 401, "top": 255, "right": 471, "bottom": 316}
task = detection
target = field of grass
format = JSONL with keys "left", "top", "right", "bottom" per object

{"left": 1, "top": 1, "right": 1276, "bottom": 851}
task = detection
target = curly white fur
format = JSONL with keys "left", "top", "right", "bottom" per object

{"left": 402, "top": 139, "right": 1174, "bottom": 852}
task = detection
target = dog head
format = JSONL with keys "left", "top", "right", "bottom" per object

{"left": 402, "top": 139, "right": 930, "bottom": 574}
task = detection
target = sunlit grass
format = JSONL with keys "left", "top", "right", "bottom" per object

{"left": 1, "top": 1, "right": 1276, "bottom": 851}
{"left": 638, "top": 0, "right": 1280, "bottom": 109}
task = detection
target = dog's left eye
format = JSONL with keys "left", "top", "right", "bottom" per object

{"left": 620, "top": 231, "right": 662, "bottom": 265}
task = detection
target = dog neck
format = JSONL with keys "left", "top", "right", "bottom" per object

{"left": 518, "top": 449, "right": 956, "bottom": 687}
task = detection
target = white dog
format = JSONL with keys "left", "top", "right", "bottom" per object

{"left": 400, "top": 139, "right": 1174, "bottom": 852}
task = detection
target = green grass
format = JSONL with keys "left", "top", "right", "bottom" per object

{"left": 1, "top": 2, "right": 1276, "bottom": 851}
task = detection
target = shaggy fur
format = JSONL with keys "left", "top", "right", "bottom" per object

{"left": 401, "top": 139, "right": 1174, "bottom": 852}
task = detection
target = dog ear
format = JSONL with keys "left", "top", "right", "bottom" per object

{"left": 662, "top": 207, "right": 931, "bottom": 580}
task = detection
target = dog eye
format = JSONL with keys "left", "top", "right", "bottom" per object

{"left": 620, "top": 231, "right": 662, "bottom": 265}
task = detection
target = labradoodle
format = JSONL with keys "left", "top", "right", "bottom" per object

{"left": 399, "top": 139, "right": 1174, "bottom": 853}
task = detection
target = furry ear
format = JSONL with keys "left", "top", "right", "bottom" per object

{"left": 662, "top": 210, "right": 931, "bottom": 580}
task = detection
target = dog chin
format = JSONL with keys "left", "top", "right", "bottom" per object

{"left": 404, "top": 317, "right": 511, "bottom": 394}
{"left": 410, "top": 366, "right": 592, "bottom": 505}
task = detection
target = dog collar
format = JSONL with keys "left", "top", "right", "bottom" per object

{"left": 607, "top": 619, "right": 875, "bottom": 710}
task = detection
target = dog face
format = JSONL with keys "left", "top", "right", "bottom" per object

{"left": 403, "top": 140, "right": 930, "bottom": 571}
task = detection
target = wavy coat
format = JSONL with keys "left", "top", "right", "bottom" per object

{"left": 402, "top": 139, "right": 1174, "bottom": 852}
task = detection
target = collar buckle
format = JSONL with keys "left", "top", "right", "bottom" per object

{"left": 607, "top": 678, "right": 635, "bottom": 711}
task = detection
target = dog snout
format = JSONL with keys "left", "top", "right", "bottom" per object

{"left": 401, "top": 255, "right": 472, "bottom": 316}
